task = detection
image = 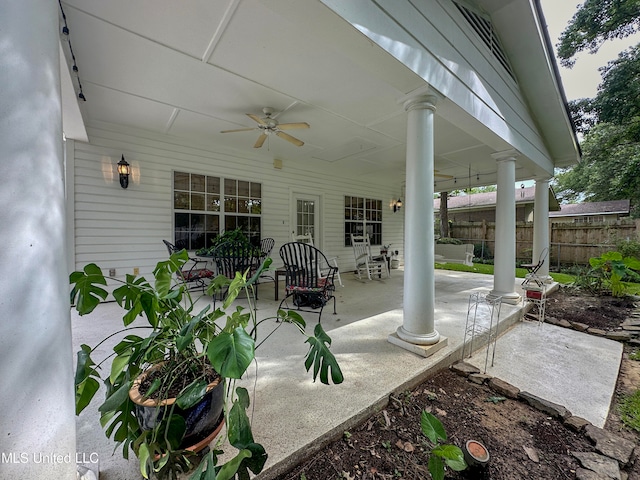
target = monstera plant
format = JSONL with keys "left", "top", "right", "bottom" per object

{"left": 71, "top": 249, "right": 343, "bottom": 479}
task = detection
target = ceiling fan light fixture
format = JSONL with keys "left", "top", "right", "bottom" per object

{"left": 221, "top": 107, "right": 309, "bottom": 148}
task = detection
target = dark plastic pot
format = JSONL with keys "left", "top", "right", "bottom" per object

{"left": 129, "top": 366, "right": 225, "bottom": 447}
{"left": 463, "top": 439, "right": 490, "bottom": 468}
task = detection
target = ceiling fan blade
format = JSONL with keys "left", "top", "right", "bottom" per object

{"left": 277, "top": 122, "right": 310, "bottom": 130}
{"left": 220, "top": 127, "right": 257, "bottom": 133}
{"left": 254, "top": 133, "right": 268, "bottom": 148}
{"left": 246, "top": 113, "right": 266, "bottom": 125}
{"left": 276, "top": 131, "right": 304, "bottom": 146}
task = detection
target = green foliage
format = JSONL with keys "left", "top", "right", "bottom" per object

{"left": 196, "top": 228, "right": 256, "bottom": 256}
{"left": 619, "top": 389, "right": 640, "bottom": 432}
{"left": 557, "top": 0, "right": 640, "bottom": 68}
{"left": 617, "top": 239, "right": 640, "bottom": 261}
{"left": 435, "top": 237, "right": 463, "bottom": 245}
{"left": 420, "top": 411, "right": 466, "bottom": 479}
{"left": 70, "top": 250, "right": 343, "bottom": 479}
{"left": 588, "top": 251, "right": 640, "bottom": 296}
{"left": 629, "top": 350, "right": 640, "bottom": 361}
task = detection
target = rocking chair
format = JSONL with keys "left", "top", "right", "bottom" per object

{"left": 350, "top": 234, "right": 389, "bottom": 280}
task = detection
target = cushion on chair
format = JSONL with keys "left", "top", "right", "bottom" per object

{"left": 182, "top": 268, "right": 214, "bottom": 280}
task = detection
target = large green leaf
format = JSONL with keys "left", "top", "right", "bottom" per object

{"left": 432, "top": 444, "right": 466, "bottom": 471}
{"left": 99, "top": 380, "right": 132, "bottom": 414}
{"left": 427, "top": 455, "right": 445, "bottom": 480}
{"left": 228, "top": 387, "right": 253, "bottom": 448}
{"left": 75, "top": 377, "right": 99, "bottom": 415}
{"left": 69, "top": 264, "right": 108, "bottom": 314}
{"left": 110, "top": 353, "right": 131, "bottom": 384}
{"left": 304, "top": 323, "right": 343, "bottom": 385}
{"left": 176, "top": 379, "right": 209, "bottom": 410}
{"left": 75, "top": 344, "right": 100, "bottom": 414}
{"left": 421, "top": 411, "right": 447, "bottom": 444}
{"left": 189, "top": 450, "right": 219, "bottom": 480}
{"left": 138, "top": 442, "right": 151, "bottom": 479}
{"left": 215, "top": 450, "right": 252, "bottom": 480}
{"left": 207, "top": 327, "right": 255, "bottom": 379}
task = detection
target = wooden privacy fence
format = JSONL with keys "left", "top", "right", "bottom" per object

{"left": 449, "top": 219, "right": 639, "bottom": 267}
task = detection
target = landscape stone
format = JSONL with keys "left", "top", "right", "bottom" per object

{"left": 450, "top": 362, "right": 480, "bottom": 377}
{"left": 621, "top": 325, "right": 640, "bottom": 332}
{"left": 622, "top": 318, "right": 640, "bottom": 327}
{"left": 565, "top": 415, "right": 591, "bottom": 432}
{"left": 544, "top": 315, "right": 569, "bottom": 327}
{"left": 606, "top": 331, "right": 634, "bottom": 342}
{"left": 588, "top": 328, "right": 607, "bottom": 336}
{"left": 628, "top": 339, "right": 640, "bottom": 347}
{"left": 571, "top": 322, "right": 590, "bottom": 332}
{"left": 468, "top": 373, "right": 492, "bottom": 384}
{"left": 575, "top": 467, "right": 614, "bottom": 480}
{"left": 488, "top": 377, "right": 520, "bottom": 399}
{"left": 572, "top": 451, "right": 621, "bottom": 480}
{"left": 585, "top": 425, "right": 636, "bottom": 466}
{"left": 518, "top": 391, "right": 571, "bottom": 419}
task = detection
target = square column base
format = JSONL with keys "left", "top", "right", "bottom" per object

{"left": 387, "top": 333, "right": 448, "bottom": 358}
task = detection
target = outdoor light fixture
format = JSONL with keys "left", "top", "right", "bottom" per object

{"left": 117, "top": 155, "right": 130, "bottom": 189}
{"left": 392, "top": 198, "right": 402, "bottom": 213}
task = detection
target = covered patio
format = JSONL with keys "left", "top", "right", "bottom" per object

{"left": 72, "top": 269, "right": 621, "bottom": 479}
{"left": 1, "top": 2, "right": 581, "bottom": 478}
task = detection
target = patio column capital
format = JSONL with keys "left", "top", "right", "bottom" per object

{"left": 403, "top": 94, "right": 438, "bottom": 113}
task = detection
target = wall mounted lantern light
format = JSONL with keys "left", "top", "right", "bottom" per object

{"left": 392, "top": 198, "right": 402, "bottom": 213}
{"left": 117, "top": 155, "right": 130, "bottom": 189}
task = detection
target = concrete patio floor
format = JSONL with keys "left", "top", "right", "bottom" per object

{"left": 71, "top": 267, "right": 622, "bottom": 479}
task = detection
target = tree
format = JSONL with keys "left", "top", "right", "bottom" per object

{"left": 553, "top": 2, "right": 640, "bottom": 217}
{"left": 439, "top": 191, "right": 450, "bottom": 238}
{"left": 554, "top": 122, "right": 640, "bottom": 216}
{"left": 557, "top": 0, "right": 640, "bottom": 68}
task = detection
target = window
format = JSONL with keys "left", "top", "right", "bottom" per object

{"left": 173, "top": 172, "right": 261, "bottom": 250}
{"left": 344, "top": 196, "right": 382, "bottom": 246}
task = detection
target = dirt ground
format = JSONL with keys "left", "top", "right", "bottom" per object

{"left": 277, "top": 287, "right": 640, "bottom": 480}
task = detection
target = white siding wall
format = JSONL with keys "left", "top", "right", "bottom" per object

{"left": 70, "top": 124, "right": 405, "bottom": 281}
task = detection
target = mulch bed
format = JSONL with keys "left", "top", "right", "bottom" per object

{"left": 275, "top": 287, "right": 640, "bottom": 480}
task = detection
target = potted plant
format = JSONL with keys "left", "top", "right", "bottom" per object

{"left": 71, "top": 249, "right": 343, "bottom": 479}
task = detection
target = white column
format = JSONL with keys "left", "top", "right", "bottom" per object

{"left": 491, "top": 151, "right": 521, "bottom": 304}
{"left": 396, "top": 95, "right": 440, "bottom": 345}
{"left": 533, "top": 177, "right": 552, "bottom": 282}
{"left": 0, "top": 2, "right": 77, "bottom": 478}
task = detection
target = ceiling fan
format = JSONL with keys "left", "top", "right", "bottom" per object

{"left": 220, "top": 107, "right": 310, "bottom": 148}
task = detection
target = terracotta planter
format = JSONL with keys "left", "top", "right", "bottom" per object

{"left": 463, "top": 439, "right": 490, "bottom": 468}
{"left": 129, "top": 365, "right": 225, "bottom": 447}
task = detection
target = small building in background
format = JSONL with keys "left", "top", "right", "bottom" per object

{"left": 434, "top": 185, "right": 560, "bottom": 224}
{"left": 549, "top": 200, "right": 631, "bottom": 224}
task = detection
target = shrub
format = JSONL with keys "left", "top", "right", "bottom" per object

{"left": 616, "top": 239, "right": 640, "bottom": 261}
{"left": 436, "top": 237, "right": 463, "bottom": 245}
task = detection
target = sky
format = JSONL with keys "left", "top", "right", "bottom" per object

{"left": 539, "top": 0, "right": 640, "bottom": 101}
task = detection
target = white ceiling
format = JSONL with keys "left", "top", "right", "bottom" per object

{"left": 60, "top": 0, "right": 571, "bottom": 189}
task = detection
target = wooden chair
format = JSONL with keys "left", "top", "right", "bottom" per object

{"left": 162, "top": 240, "right": 214, "bottom": 292}
{"left": 291, "top": 231, "right": 343, "bottom": 287}
{"left": 278, "top": 242, "right": 337, "bottom": 322}
{"left": 350, "top": 234, "right": 389, "bottom": 280}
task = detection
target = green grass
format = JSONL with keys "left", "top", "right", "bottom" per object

{"left": 433, "top": 262, "right": 640, "bottom": 293}
{"left": 619, "top": 389, "right": 640, "bottom": 433}
{"left": 433, "top": 262, "right": 575, "bottom": 285}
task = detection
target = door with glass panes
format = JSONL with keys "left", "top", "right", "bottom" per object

{"left": 293, "top": 194, "right": 320, "bottom": 247}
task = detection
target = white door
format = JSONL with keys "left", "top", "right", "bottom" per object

{"left": 293, "top": 194, "right": 321, "bottom": 247}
